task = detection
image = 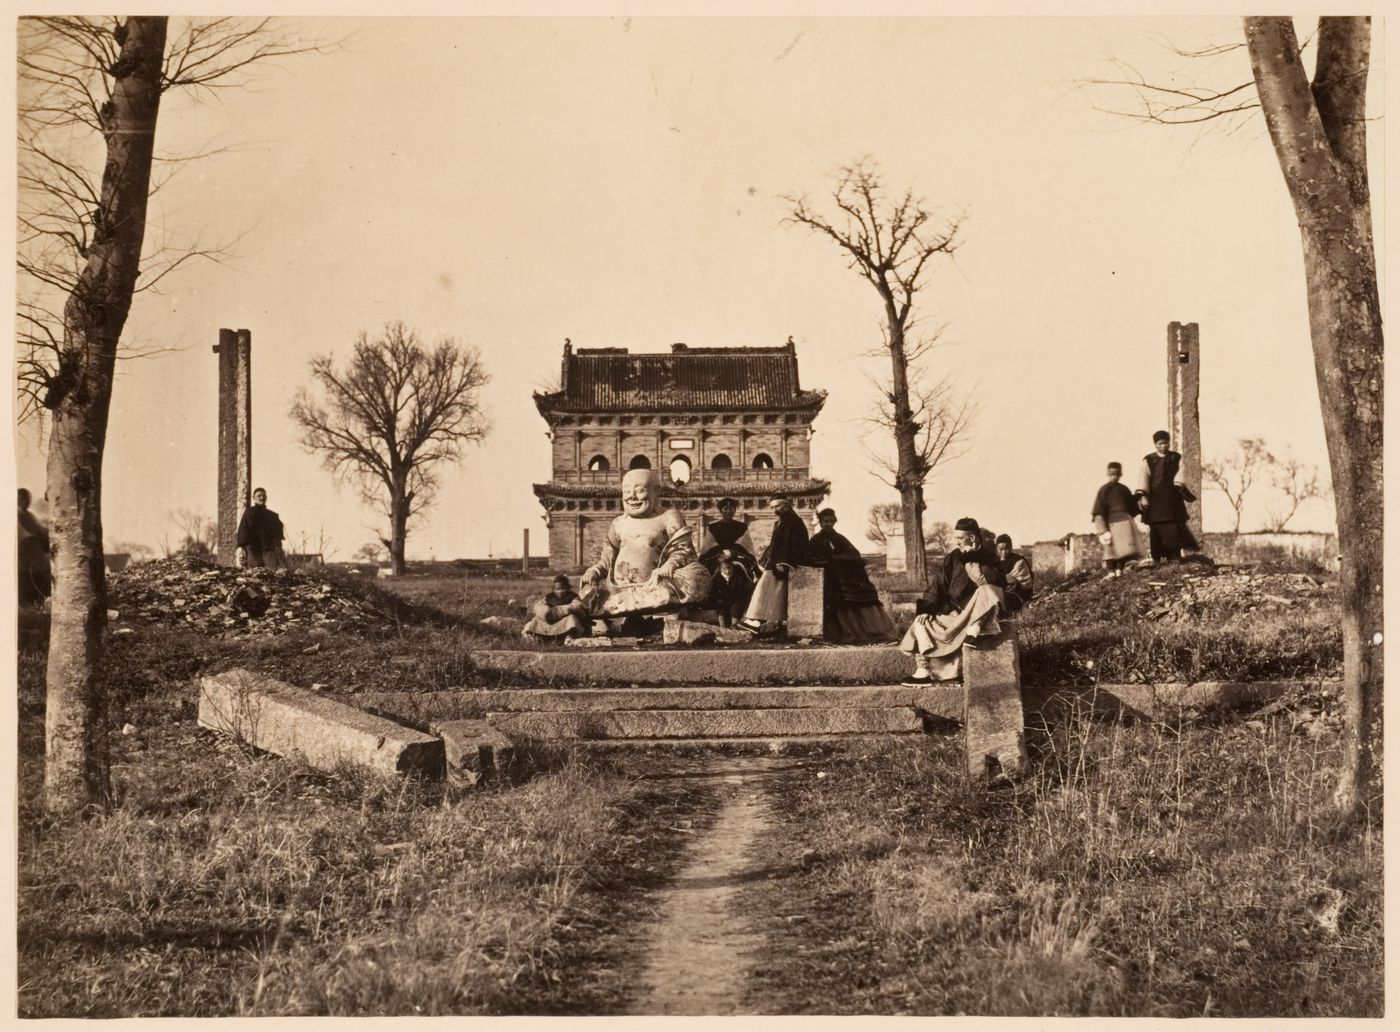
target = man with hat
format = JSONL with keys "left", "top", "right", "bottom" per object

{"left": 1135, "top": 431, "right": 1198, "bottom": 563}
{"left": 737, "top": 493, "right": 810, "bottom": 634}
{"left": 899, "top": 516, "right": 1007, "bottom": 684}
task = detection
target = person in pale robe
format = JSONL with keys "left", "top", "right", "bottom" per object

{"left": 899, "top": 517, "right": 1007, "bottom": 685}
{"left": 522, "top": 575, "right": 591, "bottom": 640}
{"left": 1092, "top": 461, "right": 1145, "bottom": 577}
{"left": 737, "top": 494, "right": 809, "bottom": 634}
{"left": 579, "top": 468, "right": 710, "bottom": 617}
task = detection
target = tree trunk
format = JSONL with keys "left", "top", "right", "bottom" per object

{"left": 885, "top": 298, "right": 928, "bottom": 585}
{"left": 388, "top": 483, "right": 409, "bottom": 576}
{"left": 1246, "top": 16, "right": 1383, "bottom": 814}
{"left": 44, "top": 16, "right": 168, "bottom": 814}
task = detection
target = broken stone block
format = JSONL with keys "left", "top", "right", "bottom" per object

{"left": 786, "top": 567, "right": 824, "bottom": 639}
{"left": 962, "top": 635, "right": 1027, "bottom": 780}
{"left": 430, "top": 718, "right": 515, "bottom": 778}
{"left": 198, "top": 669, "right": 443, "bottom": 777}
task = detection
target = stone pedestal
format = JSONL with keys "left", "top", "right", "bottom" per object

{"left": 786, "top": 566, "right": 824, "bottom": 638}
{"left": 961, "top": 635, "right": 1027, "bottom": 780}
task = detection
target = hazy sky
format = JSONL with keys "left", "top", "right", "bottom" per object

{"left": 12, "top": 13, "right": 1384, "bottom": 559}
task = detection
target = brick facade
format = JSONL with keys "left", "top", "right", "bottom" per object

{"left": 533, "top": 341, "right": 831, "bottom": 571}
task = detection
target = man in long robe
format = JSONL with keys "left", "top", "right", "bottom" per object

{"left": 1135, "top": 431, "right": 1198, "bottom": 563}
{"left": 579, "top": 468, "right": 710, "bottom": 618}
{"left": 236, "top": 487, "right": 285, "bottom": 571}
{"left": 706, "top": 552, "right": 754, "bottom": 627}
{"left": 899, "top": 516, "right": 1007, "bottom": 684}
{"left": 808, "top": 508, "right": 894, "bottom": 642}
{"left": 738, "top": 494, "right": 809, "bottom": 633}
{"left": 1092, "top": 461, "right": 1144, "bottom": 576}
{"left": 994, "top": 533, "right": 1034, "bottom": 613}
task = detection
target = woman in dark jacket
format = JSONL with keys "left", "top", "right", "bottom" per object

{"left": 807, "top": 508, "right": 893, "bottom": 642}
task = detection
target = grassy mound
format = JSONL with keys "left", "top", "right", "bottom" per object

{"left": 1019, "top": 561, "right": 1341, "bottom": 685}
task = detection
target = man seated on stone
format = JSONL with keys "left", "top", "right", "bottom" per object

{"left": 706, "top": 550, "right": 754, "bottom": 628}
{"left": 994, "top": 533, "right": 1034, "bottom": 613}
{"left": 579, "top": 468, "right": 710, "bottom": 618}
{"left": 522, "top": 574, "right": 592, "bottom": 641}
{"left": 807, "top": 508, "right": 894, "bottom": 642}
{"left": 899, "top": 516, "right": 1007, "bottom": 685}
{"left": 737, "top": 494, "right": 810, "bottom": 635}
{"left": 698, "top": 497, "right": 759, "bottom": 580}
{"left": 236, "top": 487, "right": 286, "bottom": 571}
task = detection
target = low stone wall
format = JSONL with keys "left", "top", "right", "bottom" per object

{"left": 1201, "top": 531, "right": 1337, "bottom": 570}
{"left": 1025, "top": 529, "right": 1338, "bottom": 575}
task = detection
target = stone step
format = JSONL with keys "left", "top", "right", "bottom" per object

{"left": 472, "top": 645, "right": 911, "bottom": 686}
{"left": 485, "top": 706, "right": 925, "bottom": 741}
{"left": 359, "top": 685, "right": 961, "bottom": 723}
{"left": 553, "top": 732, "right": 934, "bottom": 752}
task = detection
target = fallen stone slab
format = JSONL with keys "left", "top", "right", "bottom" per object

{"left": 198, "top": 669, "right": 443, "bottom": 777}
{"left": 962, "top": 637, "right": 1027, "bottom": 780}
{"left": 662, "top": 617, "right": 751, "bottom": 645}
{"left": 359, "top": 684, "right": 963, "bottom": 722}
{"left": 1021, "top": 680, "right": 1335, "bottom": 721}
{"left": 486, "top": 706, "right": 923, "bottom": 740}
{"left": 472, "top": 645, "right": 911, "bottom": 685}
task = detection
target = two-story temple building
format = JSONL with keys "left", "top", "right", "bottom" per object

{"left": 532, "top": 340, "right": 831, "bottom": 571}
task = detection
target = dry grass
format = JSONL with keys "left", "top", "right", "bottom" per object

{"left": 738, "top": 715, "right": 1381, "bottom": 1017}
{"left": 16, "top": 619, "right": 716, "bottom": 1017}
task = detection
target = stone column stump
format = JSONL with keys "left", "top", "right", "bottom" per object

{"left": 786, "top": 566, "right": 824, "bottom": 639}
{"left": 962, "top": 634, "right": 1027, "bottom": 780}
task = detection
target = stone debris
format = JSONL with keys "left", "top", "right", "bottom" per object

{"left": 1033, "top": 563, "right": 1333, "bottom": 626}
{"left": 106, "top": 556, "right": 402, "bottom": 638}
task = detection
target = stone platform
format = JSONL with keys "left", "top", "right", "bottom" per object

{"left": 471, "top": 644, "right": 912, "bottom": 686}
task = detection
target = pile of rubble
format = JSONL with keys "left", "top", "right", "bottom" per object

{"left": 1030, "top": 562, "right": 1335, "bottom": 627}
{"left": 107, "top": 556, "right": 402, "bottom": 638}
{"left": 1138, "top": 569, "right": 1332, "bottom": 623}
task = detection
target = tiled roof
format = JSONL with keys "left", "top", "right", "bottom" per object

{"left": 533, "top": 478, "right": 832, "bottom": 501}
{"left": 535, "top": 343, "right": 827, "bottom": 413}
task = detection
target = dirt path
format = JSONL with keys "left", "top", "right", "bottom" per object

{"left": 627, "top": 754, "right": 796, "bottom": 1015}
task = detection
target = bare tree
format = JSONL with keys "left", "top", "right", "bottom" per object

{"left": 1202, "top": 437, "right": 1273, "bottom": 533}
{"left": 353, "top": 542, "right": 386, "bottom": 565}
{"left": 785, "top": 159, "right": 968, "bottom": 585}
{"left": 17, "top": 16, "right": 325, "bottom": 814}
{"left": 291, "top": 323, "right": 490, "bottom": 576}
{"left": 1092, "top": 17, "right": 1382, "bottom": 812}
{"left": 867, "top": 503, "right": 954, "bottom": 555}
{"left": 1264, "top": 453, "right": 1331, "bottom": 532}
{"left": 168, "top": 508, "right": 217, "bottom": 558}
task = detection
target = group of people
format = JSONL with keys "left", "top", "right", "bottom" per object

{"left": 1092, "top": 430, "right": 1198, "bottom": 576}
{"left": 521, "top": 492, "right": 900, "bottom": 644}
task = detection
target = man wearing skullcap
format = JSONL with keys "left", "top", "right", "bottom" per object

{"left": 899, "top": 516, "right": 1007, "bottom": 684}
{"left": 1092, "top": 461, "right": 1145, "bottom": 576}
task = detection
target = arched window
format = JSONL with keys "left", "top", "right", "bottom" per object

{"left": 587, "top": 455, "right": 609, "bottom": 472}
{"left": 751, "top": 452, "right": 774, "bottom": 470}
{"left": 669, "top": 455, "right": 692, "bottom": 484}
{"left": 710, "top": 453, "right": 732, "bottom": 470}
{"left": 628, "top": 454, "right": 652, "bottom": 470}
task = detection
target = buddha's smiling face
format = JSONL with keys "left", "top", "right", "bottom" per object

{"left": 622, "top": 469, "right": 659, "bottom": 517}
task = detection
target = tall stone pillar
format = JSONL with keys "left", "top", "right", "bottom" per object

{"left": 1167, "top": 322, "right": 1203, "bottom": 547}
{"left": 213, "top": 328, "right": 252, "bottom": 565}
